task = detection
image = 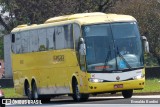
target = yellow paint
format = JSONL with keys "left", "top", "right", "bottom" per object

{"left": 11, "top": 12, "right": 144, "bottom": 96}
{"left": 12, "top": 49, "right": 81, "bottom": 95}
{"left": 87, "top": 73, "right": 145, "bottom": 93}
{"left": 11, "top": 12, "right": 136, "bottom": 33}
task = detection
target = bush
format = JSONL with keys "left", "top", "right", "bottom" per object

{"left": 144, "top": 53, "right": 159, "bottom": 67}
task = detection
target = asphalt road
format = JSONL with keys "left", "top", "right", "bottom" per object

{"left": 5, "top": 95, "right": 160, "bottom": 107}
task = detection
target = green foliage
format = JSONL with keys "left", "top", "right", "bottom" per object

{"left": 1, "top": 88, "right": 22, "bottom": 98}
{"left": 0, "top": 0, "right": 118, "bottom": 59}
{"left": 39, "top": 45, "right": 46, "bottom": 51}
{"left": 144, "top": 53, "right": 159, "bottom": 67}
{"left": 135, "top": 78, "right": 160, "bottom": 93}
{"left": 0, "top": 0, "right": 118, "bottom": 29}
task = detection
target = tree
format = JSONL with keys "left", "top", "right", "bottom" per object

{"left": 0, "top": 0, "right": 119, "bottom": 59}
{"left": 0, "top": 0, "right": 119, "bottom": 32}
{"left": 109, "top": 0, "right": 160, "bottom": 65}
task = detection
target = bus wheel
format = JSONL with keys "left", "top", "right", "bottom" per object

{"left": 32, "top": 82, "right": 39, "bottom": 100}
{"left": 32, "top": 82, "right": 50, "bottom": 103}
{"left": 122, "top": 90, "right": 133, "bottom": 98}
{"left": 27, "top": 88, "right": 32, "bottom": 99}
{"left": 72, "top": 80, "right": 89, "bottom": 102}
{"left": 24, "top": 81, "right": 32, "bottom": 99}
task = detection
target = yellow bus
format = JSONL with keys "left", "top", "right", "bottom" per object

{"left": 11, "top": 12, "right": 146, "bottom": 101}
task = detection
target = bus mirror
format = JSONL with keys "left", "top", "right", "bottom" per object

{"left": 144, "top": 40, "right": 149, "bottom": 53}
{"left": 141, "top": 36, "right": 149, "bottom": 53}
{"left": 12, "top": 34, "right": 15, "bottom": 43}
{"left": 79, "top": 38, "right": 86, "bottom": 55}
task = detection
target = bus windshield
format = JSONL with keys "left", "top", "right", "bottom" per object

{"left": 83, "top": 22, "right": 144, "bottom": 72}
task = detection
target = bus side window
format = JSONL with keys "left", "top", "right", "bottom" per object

{"left": 12, "top": 34, "right": 15, "bottom": 43}
{"left": 38, "top": 28, "right": 47, "bottom": 51}
{"left": 46, "top": 27, "right": 55, "bottom": 50}
{"left": 55, "top": 26, "right": 65, "bottom": 50}
{"left": 11, "top": 33, "right": 21, "bottom": 54}
{"left": 11, "top": 34, "right": 16, "bottom": 53}
{"left": 21, "top": 31, "right": 30, "bottom": 53}
{"left": 16, "top": 32, "right": 22, "bottom": 53}
{"left": 73, "top": 24, "right": 81, "bottom": 50}
{"left": 64, "top": 24, "right": 74, "bottom": 49}
{"left": 29, "top": 30, "right": 39, "bottom": 52}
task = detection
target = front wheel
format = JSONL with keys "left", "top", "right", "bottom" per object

{"left": 122, "top": 90, "right": 133, "bottom": 98}
{"left": 72, "top": 80, "right": 89, "bottom": 102}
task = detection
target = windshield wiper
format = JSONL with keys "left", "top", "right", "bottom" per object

{"left": 116, "top": 47, "right": 132, "bottom": 70}
{"left": 103, "top": 45, "right": 111, "bottom": 71}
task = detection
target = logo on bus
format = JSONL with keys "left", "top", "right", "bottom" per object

{"left": 116, "top": 76, "right": 120, "bottom": 81}
{"left": 53, "top": 55, "right": 64, "bottom": 62}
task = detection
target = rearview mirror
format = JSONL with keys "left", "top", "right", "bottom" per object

{"left": 79, "top": 38, "right": 86, "bottom": 55}
{"left": 141, "top": 36, "right": 149, "bottom": 53}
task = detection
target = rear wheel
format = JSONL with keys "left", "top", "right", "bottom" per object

{"left": 25, "top": 83, "right": 31, "bottom": 99}
{"left": 32, "top": 82, "right": 39, "bottom": 100}
{"left": 32, "top": 82, "right": 50, "bottom": 103}
{"left": 72, "top": 80, "right": 89, "bottom": 102}
{"left": 122, "top": 90, "right": 133, "bottom": 98}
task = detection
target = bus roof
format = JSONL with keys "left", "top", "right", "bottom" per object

{"left": 11, "top": 12, "right": 136, "bottom": 33}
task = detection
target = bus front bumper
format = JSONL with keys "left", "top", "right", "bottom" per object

{"left": 87, "top": 79, "right": 145, "bottom": 93}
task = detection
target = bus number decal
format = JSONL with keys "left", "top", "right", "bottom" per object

{"left": 53, "top": 55, "right": 64, "bottom": 62}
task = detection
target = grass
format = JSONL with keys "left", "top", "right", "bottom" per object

{"left": 135, "top": 78, "right": 160, "bottom": 93}
{"left": 1, "top": 88, "right": 22, "bottom": 98}
{"left": 1, "top": 78, "right": 160, "bottom": 98}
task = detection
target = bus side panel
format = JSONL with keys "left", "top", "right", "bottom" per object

{"left": 12, "top": 49, "right": 81, "bottom": 95}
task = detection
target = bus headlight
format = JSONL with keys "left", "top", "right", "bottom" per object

{"left": 88, "top": 78, "right": 104, "bottom": 83}
{"left": 134, "top": 74, "right": 144, "bottom": 80}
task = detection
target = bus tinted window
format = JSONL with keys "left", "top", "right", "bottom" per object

{"left": 38, "top": 29, "right": 47, "bottom": 51}
{"left": 55, "top": 26, "right": 66, "bottom": 49}
{"left": 73, "top": 24, "right": 81, "bottom": 50}
{"left": 11, "top": 24, "right": 74, "bottom": 53}
{"left": 64, "top": 24, "right": 74, "bottom": 49}
{"left": 46, "top": 27, "right": 55, "bottom": 50}
{"left": 13, "top": 33, "right": 21, "bottom": 53}
{"left": 30, "top": 30, "right": 39, "bottom": 52}
{"left": 55, "top": 25, "right": 73, "bottom": 50}
{"left": 21, "top": 31, "right": 30, "bottom": 53}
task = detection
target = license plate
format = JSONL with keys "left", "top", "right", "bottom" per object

{"left": 114, "top": 84, "right": 123, "bottom": 89}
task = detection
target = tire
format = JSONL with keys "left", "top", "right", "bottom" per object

{"left": 72, "top": 80, "right": 89, "bottom": 102}
{"left": 25, "top": 84, "right": 31, "bottom": 100}
{"left": 32, "top": 82, "right": 50, "bottom": 103}
{"left": 122, "top": 90, "right": 133, "bottom": 98}
{"left": 32, "top": 82, "right": 39, "bottom": 100}
{"left": 39, "top": 97, "right": 50, "bottom": 103}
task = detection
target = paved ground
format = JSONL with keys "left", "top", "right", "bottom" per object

{"left": 5, "top": 95, "right": 160, "bottom": 107}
